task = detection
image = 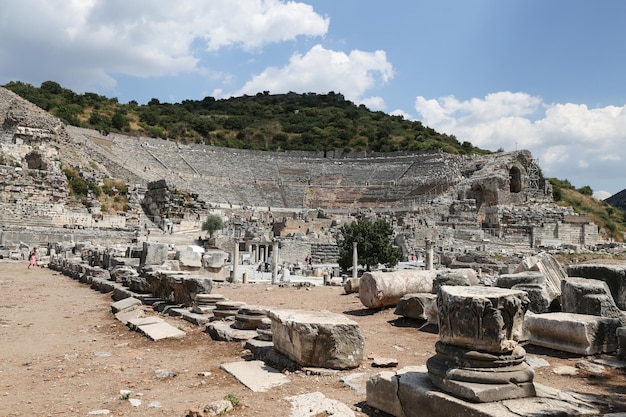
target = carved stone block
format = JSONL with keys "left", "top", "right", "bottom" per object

{"left": 437, "top": 286, "right": 529, "bottom": 353}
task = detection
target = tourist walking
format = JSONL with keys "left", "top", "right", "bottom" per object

{"left": 28, "top": 248, "right": 37, "bottom": 269}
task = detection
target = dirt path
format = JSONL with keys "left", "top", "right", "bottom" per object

{"left": 1, "top": 260, "right": 625, "bottom": 416}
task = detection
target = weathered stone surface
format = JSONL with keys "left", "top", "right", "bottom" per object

{"left": 284, "top": 392, "right": 355, "bottom": 417}
{"left": 359, "top": 270, "right": 436, "bottom": 309}
{"left": 526, "top": 312, "right": 620, "bottom": 355}
{"left": 427, "top": 342, "right": 535, "bottom": 402}
{"left": 394, "top": 293, "right": 437, "bottom": 324}
{"left": 110, "top": 265, "right": 139, "bottom": 285}
{"left": 496, "top": 272, "right": 553, "bottom": 313}
{"left": 111, "top": 297, "right": 142, "bottom": 314}
{"left": 176, "top": 246, "right": 204, "bottom": 268}
{"left": 428, "top": 279, "right": 535, "bottom": 402}
{"left": 561, "top": 277, "right": 626, "bottom": 325}
{"left": 343, "top": 277, "right": 360, "bottom": 294}
{"left": 127, "top": 275, "right": 152, "bottom": 293}
{"left": 145, "top": 271, "right": 213, "bottom": 305}
{"left": 205, "top": 321, "right": 257, "bottom": 342}
{"left": 202, "top": 250, "right": 229, "bottom": 268}
{"left": 432, "top": 268, "right": 479, "bottom": 294}
{"left": 618, "top": 327, "right": 626, "bottom": 360}
{"left": 437, "top": 286, "right": 529, "bottom": 353}
{"left": 140, "top": 242, "right": 169, "bottom": 267}
{"left": 138, "top": 321, "right": 186, "bottom": 341}
{"left": 496, "top": 271, "right": 545, "bottom": 289}
{"left": 515, "top": 252, "right": 566, "bottom": 302}
{"left": 267, "top": 309, "right": 364, "bottom": 370}
{"left": 567, "top": 263, "right": 626, "bottom": 309}
{"left": 367, "top": 366, "right": 599, "bottom": 417}
{"left": 514, "top": 283, "right": 552, "bottom": 314}
{"left": 220, "top": 360, "right": 290, "bottom": 392}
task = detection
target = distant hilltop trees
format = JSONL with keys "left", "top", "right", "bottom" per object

{"left": 3, "top": 80, "right": 490, "bottom": 155}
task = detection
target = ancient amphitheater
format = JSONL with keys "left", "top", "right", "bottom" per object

{"left": 0, "top": 85, "right": 601, "bottom": 255}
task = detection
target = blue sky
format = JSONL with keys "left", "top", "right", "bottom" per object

{"left": 1, "top": 0, "right": 625, "bottom": 198}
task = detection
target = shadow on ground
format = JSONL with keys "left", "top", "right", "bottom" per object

{"left": 354, "top": 401, "right": 394, "bottom": 417}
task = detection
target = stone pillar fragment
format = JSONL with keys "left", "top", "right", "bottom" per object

{"left": 271, "top": 239, "right": 278, "bottom": 284}
{"left": 427, "top": 286, "right": 535, "bottom": 403}
{"left": 352, "top": 241, "right": 358, "bottom": 279}
{"left": 232, "top": 240, "right": 239, "bottom": 283}
{"left": 425, "top": 239, "right": 434, "bottom": 271}
{"left": 358, "top": 270, "right": 436, "bottom": 309}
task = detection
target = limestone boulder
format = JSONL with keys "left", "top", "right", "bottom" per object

{"left": 394, "top": 293, "right": 438, "bottom": 324}
{"left": 515, "top": 252, "right": 566, "bottom": 302}
{"left": 110, "top": 265, "right": 139, "bottom": 285}
{"left": 567, "top": 263, "right": 626, "bottom": 310}
{"left": 145, "top": 271, "right": 213, "bottom": 305}
{"left": 343, "top": 277, "right": 360, "bottom": 294}
{"left": 140, "top": 242, "right": 169, "bottom": 267}
{"left": 432, "top": 268, "right": 479, "bottom": 294}
{"left": 127, "top": 275, "right": 152, "bottom": 293}
{"left": 496, "top": 271, "right": 553, "bottom": 313}
{"left": 561, "top": 277, "right": 626, "bottom": 326}
{"left": 267, "top": 309, "right": 364, "bottom": 370}
{"left": 176, "top": 246, "right": 204, "bottom": 268}
{"left": 526, "top": 312, "right": 620, "bottom": 355}
{"left": 359, "top": 270, "right": 436, "bottom": 309}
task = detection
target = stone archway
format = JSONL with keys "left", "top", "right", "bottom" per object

{"left": 509, "top": 166, "right": 522, "bottom": 193}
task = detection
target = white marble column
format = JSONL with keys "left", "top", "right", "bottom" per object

{"left": 352, "top": 241, "right": 358, "bottom": 279}
{"left": 232, "top": 240, "right": 239, "bottom": 283}
{"left": 271, "top": 239, "right": 279, "bottom": 284}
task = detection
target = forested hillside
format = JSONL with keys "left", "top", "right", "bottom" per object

{"left": 3, "top": 80, "right": 489, "bottom": 155}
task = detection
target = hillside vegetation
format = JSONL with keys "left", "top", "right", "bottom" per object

{"left": 4, "top": 81, "right": 624, "bottom": 241}
{"left": 4, "top": 80, "right": 489, "bottom": 155}
{"left": 550, "top": 178, "right": 626, "bottom": 242}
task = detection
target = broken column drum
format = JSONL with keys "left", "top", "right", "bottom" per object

{"left": 426, "top": 286, "right": 535, "bottom": 403}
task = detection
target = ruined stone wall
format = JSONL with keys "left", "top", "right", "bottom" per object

{"left": 142, "top": 179, "right": 207, "bottom": 231}
{"left": 278, "top": 239, "right": 311, "bottom": 266}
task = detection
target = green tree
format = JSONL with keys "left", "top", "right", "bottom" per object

{"left": 202, "top": 213, "right": 224, "bottom": 238}
{"left": 577, "top": 185, "right": 593, "bottom": 196}
{"left": 111, "top": 110, "right": 129, "bottom": 130}
{"left": 336, "top": 217, "right": 402, "bottom": 272}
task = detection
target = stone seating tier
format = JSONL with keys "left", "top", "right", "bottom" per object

{"left": 72, "top": 127, "right": 475, "bottom": 209}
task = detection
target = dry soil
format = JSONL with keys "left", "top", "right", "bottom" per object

{"left": 1, "top": 261, "right": 626, "bottom": 416}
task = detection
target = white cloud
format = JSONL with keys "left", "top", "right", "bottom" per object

{"left": 360, "top": 96, "right": 386, "bottom": 111}
{"left": 414, "top": 92, "right": 626, "bottom": 194}
{"left": 0, "top": 0, "right": 329, "bottom": 90}
{"left": 230, "top": 45, "right": 394, "bottom": 104}
{"left": 593, "top": 190, "right": 612, "bottom": 200}
{"left": 390, "top": 109, "right": 414, "bottom": 120}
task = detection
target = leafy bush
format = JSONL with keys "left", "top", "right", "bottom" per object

{"left": 4, "top": 81, "right": 489, "bottom": 155}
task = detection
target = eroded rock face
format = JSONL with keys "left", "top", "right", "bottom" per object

{"left": 267, "top": 309, "right": 364, "bottom": 370}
